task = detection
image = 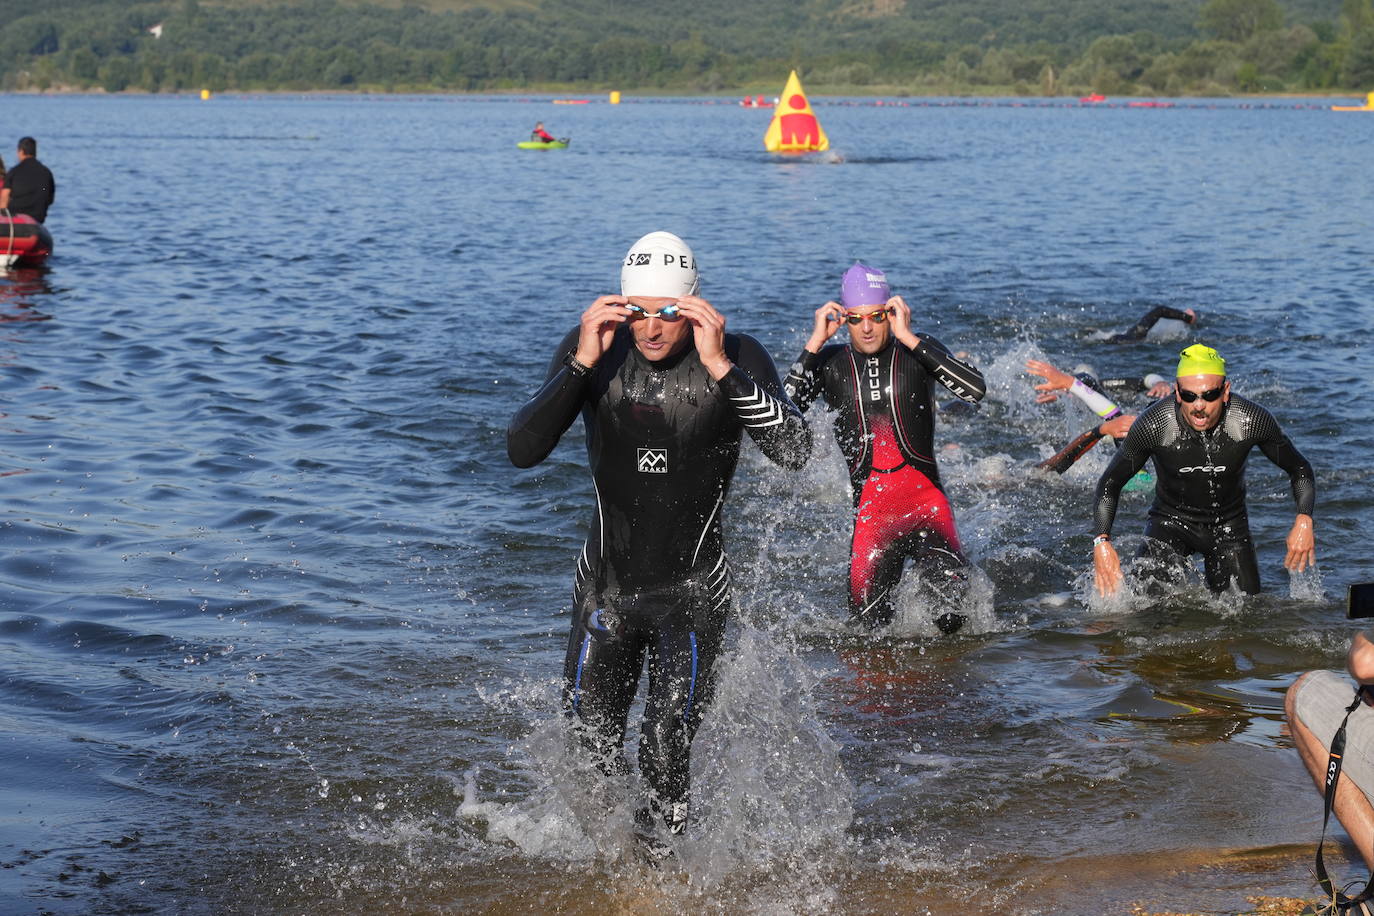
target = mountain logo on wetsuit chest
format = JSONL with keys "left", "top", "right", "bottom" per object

{"left": 637, "top": 447, "right": 668, "bottom": 473}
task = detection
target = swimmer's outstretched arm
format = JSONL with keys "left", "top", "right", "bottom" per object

{"left": 1110, "top": 306, "right": 1198, "bottom": 342}
{"left": 1026, "top": 360, "right": 1122, "bottom": 418}
{"left": 1099, "top": 373, "right": 1173, "bottom": 398}
{"left": 1038, "top": 427, "right": 1105, "bottom": 475}
{"left": 889, "top": 296, "right": 985, "bottom": 403}
{"left": 1090, "top": 422, "right": 1152, "bottom": 595}
{"left": 1253, "top": 407, "right": 1317, "bottom": 571}
{"left": 1038, "top": 414, "right": 1137, "bottom": 475}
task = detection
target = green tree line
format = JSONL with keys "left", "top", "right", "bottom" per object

{"left": 1, "top": 0, "right": 1371, "bottom": 94}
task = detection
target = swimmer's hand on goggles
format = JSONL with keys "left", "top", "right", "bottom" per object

{"left": 625, "top": 302, "right": 682, "bottom": 321}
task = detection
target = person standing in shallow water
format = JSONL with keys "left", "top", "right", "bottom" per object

{"left": 506, "top": 231, "right": 810, "bottom": 847}
{"left": 1091, "top": 344, "right": 1316, "bottom": 596}
{"left": 784, "top": 262, "right": 986, "bottom": 633}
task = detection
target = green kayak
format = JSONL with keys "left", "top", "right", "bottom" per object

{"left": 517, "top": 138, "right": 570, "bottom": 150}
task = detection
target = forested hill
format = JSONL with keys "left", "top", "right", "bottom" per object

{"left": 2, "top": 0, "right": 1371, "bottom": 95}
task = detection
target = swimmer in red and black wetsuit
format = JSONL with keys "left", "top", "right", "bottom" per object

{"left": 1092, "top": 344, "right": 1316, "bottom": 596}
{"left": 508, "top": 231, "right": 810, "bottom": 846}
{"left": 785, "top": 262, "right": 985, "bottom": 633}
{"left": 531, "top": 121, "right": 557, "bottom": 143}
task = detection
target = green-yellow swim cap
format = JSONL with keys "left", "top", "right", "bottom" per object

{"left": 1176, "top": 344, "right": 1226, "bottom": 378}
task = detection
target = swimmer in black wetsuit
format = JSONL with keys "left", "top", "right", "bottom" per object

{"left": 1107, "top": 306, "right": 1197, "bottom": 342}
{"left": 785, "top": 262, "right": 985, "bottom": 632}
{"left": 1091, "top": 344, "right": 1316, "bottom": 596}
{"left": 507, "top": 231, "right": 810, "bottom": 843}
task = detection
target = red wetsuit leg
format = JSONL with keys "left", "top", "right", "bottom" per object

{"left": 849, "top": 418, "right": 961, "bottom": 624}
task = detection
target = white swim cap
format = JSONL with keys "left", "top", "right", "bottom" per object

{"left": 621, "top": 231, "right": 700, "bottom": 298}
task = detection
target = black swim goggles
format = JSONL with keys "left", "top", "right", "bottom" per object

{"left": 1176, "top": 385, "right": 1224, "bottom": 403}
{"left": 625, "top": 302, "right": 682, "bottom": 321}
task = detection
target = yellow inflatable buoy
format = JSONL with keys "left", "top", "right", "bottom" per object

{"left": 1332, "top": 90, "right": 1374, "bottom": 111}
{"left": 200, "top": 88, "right": 211, "bottom": 100}
{"left": 763, "top": 70, "right": 828, "bottom": 153}
{"left": 609, "top": 90, "right": 620, "bottom": 105}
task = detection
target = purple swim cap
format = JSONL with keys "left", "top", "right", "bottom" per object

{"left": 841, "top": 262, "right": 890, "bottom": 310}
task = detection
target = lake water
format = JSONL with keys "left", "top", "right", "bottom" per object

{"left": 1, "top": 92, "right": 1372, "bottom": 915}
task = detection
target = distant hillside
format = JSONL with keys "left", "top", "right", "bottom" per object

{"left": 0, "top": 0, "right": 1367, "bottom": 95}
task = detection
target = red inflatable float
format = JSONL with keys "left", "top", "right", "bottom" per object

{"left": 0, "top": 213, "right": 52, "bottom": 268}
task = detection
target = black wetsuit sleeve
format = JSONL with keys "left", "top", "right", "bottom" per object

{"left": 1091, "top": 419, "right": 1153, "bottom": 535}
{"left": 782, "top": 346, "right": 835, "bottom": 412}
{"left": 1254, "top": 409, "right": 1316, "bottom": 517}
{"left": 1099, "top": 376, "right": 1148, "bottom": 393}
{"left": 721, "top": 335, "right": 812, "bottom": 470}
{"left": 1110, "top": 306, "right": 1195, "bottom": 342}
{"left": 908, "top": 334, "right": 985, "bottom": 404}
{"left": 506, "top": 327, "right": 589, "bottom": 469}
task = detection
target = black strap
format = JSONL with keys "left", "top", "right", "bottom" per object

{"left": 1314, "top": 685, "right": 1374, "bottom": 911}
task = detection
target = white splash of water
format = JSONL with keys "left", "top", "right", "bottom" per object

{"left": 1145, "top": 317, "right": 1191, "bottom": 341}
{"left": 460, "top": 621, "right": 856, "bottom": 909}
{"left": 1287, "top": 564, "right": 1326, "bottom": 602}
{"left": 683, "top": 626, "right": 854, "bottom": 879}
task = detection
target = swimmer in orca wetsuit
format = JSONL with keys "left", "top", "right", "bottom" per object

{"left": 507, "top": 231, "right": 810, "bottom": 843}
{"left": 1092, "top": 344, "right": 1316, "bottom": 596}
{"left": 785, "top": 262, "right": 985, "bottom": 632}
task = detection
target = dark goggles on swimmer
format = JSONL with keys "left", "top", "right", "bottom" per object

{"left": 1176, "top": 385, "right": 1225, "bottom": 403}
{"left": 831, "top": 308, "right": 893, "bottom": 325}
{"left": 625, "top": 302, "right": 682, "bottom": 321}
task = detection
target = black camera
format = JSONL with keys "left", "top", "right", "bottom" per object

{"left": 1350, "top": 583, "right": 1374, "bottom": 619}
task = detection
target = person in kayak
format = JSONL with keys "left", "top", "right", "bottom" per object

{"left": 531, "top": 122, "right": 557, "bottom": 143}
{"left": 507, "top": 231, "right": 810, "bottom": 847}
{"left": 1091, "top": 344, "right": 1316, "bottom": 596}
{"left": 784, "top": 262, "right": 985, "bottom": 633}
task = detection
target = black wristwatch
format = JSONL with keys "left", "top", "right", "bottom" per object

{"left": 563, "top": 351, "right": 594, "bottom": 378}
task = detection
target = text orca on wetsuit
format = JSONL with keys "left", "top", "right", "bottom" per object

{"left": 507, "top": 231, "right": 811, "bottom": 842}
{"left": 1092, "top": 344, "right": 1316, "bottom": 596}
{"left": 784, "top": 262, "right": 986, "bottom": 632}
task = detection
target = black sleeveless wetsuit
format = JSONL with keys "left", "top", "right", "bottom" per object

{"left": 1093, "top": 394, "right": 1315, "bottom": 593}
{"left": 785, "top": 335, "right": 985, "bottom": 627}
{"left": 507, "top": 325, "right": 810, "bottom": 831}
